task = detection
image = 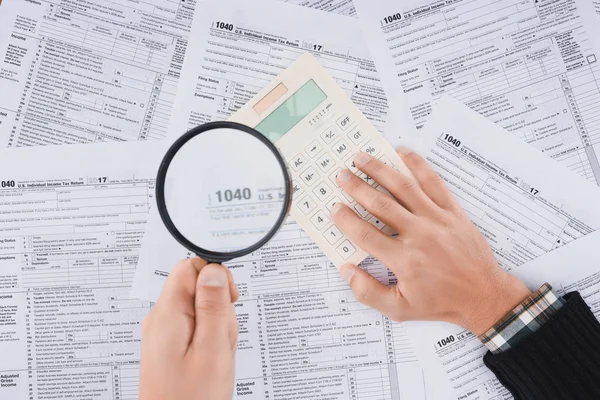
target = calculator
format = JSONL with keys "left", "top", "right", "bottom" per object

{"left": 229, "top": 53, "right": 410, "bottom": 267}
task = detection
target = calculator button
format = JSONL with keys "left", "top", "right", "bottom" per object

{"left": 329, "top": 170, "right": 341, "bottom": 187}
{"left": 305, "top": 140, "right": 323, "bottom": 158}
{"left": 354, "top": 203, "right": 370, "bottom": 218}
{"left": 310, "top": 210, "right": 330, "bottom": 230}
{"left": 375, "top": 184, "right": 392, "bottom": 196}
{"left": 300, "top": 167, "right": 319, "bottom": 187}
{"left": 336, "top": 240, "right": 356, "bottom": 258}
{"left": 378, "top": 155, "right": 393, "bottom": 168}
{"left": 348, "top": 126, "right": 366, "bottom": 145}
{"left": 292, "top": 182, "right": 304, "bottom": 198}
{"left": 332, "top": 139, "right": 352, "bottom": 160}
{"left": 326, "top": 197, "right": 342, "bottom": 211}
{"left": 313, "top": 182, "right": 333, "bottom": 201}
{"left": 344, "top": 158, "right": 359, "bottom": 173}
{"left": 315, "top": 153, "right": 335, "bottom": 172}
{"left": 336, "top": 114, "right": 353, "bottom": 131}
{"left": 341, "top": 190, "right": 354, "bottom": 202}
{"left": 361, "top": 141, "right": 380, "bottom": 158}
{"left": 296, "top": 196, "right": 317, "bottom": 215}
{"left": 382, "top": 225, "right": 396, "bottom": 235}
{"left": 324, "top": 225, "right": 343, "bottom": 245}
{"left": 358, "top": 172, "right": 377, "bottom": 186}
{"left": 290, "top": 154, "right": 307, "bottom": 171}
{"left": 320, "top": 126, "right": 339, "bottom": 144}
{"left": 368, "top": 215, "right": 386, "bottom": 230}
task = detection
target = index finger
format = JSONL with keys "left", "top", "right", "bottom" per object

{"left": 154, "top": 257, "right": 207, "bottom": 318}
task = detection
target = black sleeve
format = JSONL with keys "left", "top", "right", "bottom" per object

{"left": 483, "top": 292, "right": 600, "bottom": 400}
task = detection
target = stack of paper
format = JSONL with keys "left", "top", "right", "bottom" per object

{"left": 0, "top": 0, "right": 599, "bottom": 399}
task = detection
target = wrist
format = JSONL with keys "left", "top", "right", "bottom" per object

{"left": 465, "top": 274, "right": 532, "bottom": 336}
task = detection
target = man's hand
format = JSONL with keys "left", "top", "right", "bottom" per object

{"left": 140, "top": 258, "right": 239, "bottom": 400}
{"left": 332, "top": 148, "right": 532, "bottom": 335}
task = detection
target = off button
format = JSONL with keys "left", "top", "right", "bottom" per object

{"left": 336, "top": 114, "right": 352, "bottom": 130}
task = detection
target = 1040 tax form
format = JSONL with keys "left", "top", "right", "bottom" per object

{"left": 355, "top": 0, "right": 600, "bottom": 185}
{"left": 0, "top": 140, "right": 165, "bottom": 399}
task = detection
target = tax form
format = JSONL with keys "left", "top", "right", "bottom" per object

{"left": 0, "top": 0, "right": 190, "bottom": 146}
{"left": 401, "top": 96, "right": 600, "bottom": 400}
{"left": 0, "top": 140, "right": 165, "bottom": 399}
{"left": 354, "top": 0, "right": 600, "bottom": 185}
{"left": 0, "top": 0, "right": 355, "bottom": 148}
{"left": 162, "top": 0, "right": 389, "bottom": 137}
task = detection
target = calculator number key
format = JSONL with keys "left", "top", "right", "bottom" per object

{"left": 336, "top": 240, "right": 356, "bottom": 259}
{"left": 320, "top": 126, "right": 339, "bottom": 144}
{"left": 300, "top": 167, "right": 319, "bottom": 187}
{"left": 348, "top": 126, "right": 366, "bottom": 145}
{"left": 313, "top": 182, "right": 333, "bottom": 201}
{"left": 305, "top": 140, "right": 323, "bottom": 158}
{"left": 329, "top": 169, "right": 341, "bottom": 187}
{"left": 337, "top": 114, "right": 353, "bottom": 131}
{"left": 310, "top": 210, "right": 330, "bottom": 230}
{"left": 332, "top": 139, "right": 352, "bottom": 160}
{"left": 354, "top": 203, "right": 370, "bottom": 219}
{"left": 324, "top": 225, "right": 343, "bottom": 245}
{"left": 315, "top": 153, "right": 335, "bottom": 172}
{"left": 296, "top": 196, "right": 316, "bottom": 215}
{"left": 341, "top": 190, "right": 354, "bottom": 202}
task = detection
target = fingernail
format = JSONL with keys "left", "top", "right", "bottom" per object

{"left": 354, "top": 152, "right": 371, "bottom": 167}
{"left": 200, "top": 265, "right": 227, "bottom": 287}
{"left": 397, "top": 145, "right": 413, "bottom": 155}
{"left": 330, "top": 202, "right": 344, "bottom": 216}
{"left": 336, "top": 169, "right": 352, "bottom": 184}
{"left": 340, "top": 265, "right": 354, "bottom": 284}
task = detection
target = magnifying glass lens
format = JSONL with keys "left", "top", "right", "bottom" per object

{"left": 162, "top": 127, "right": 288, "bottom": 254}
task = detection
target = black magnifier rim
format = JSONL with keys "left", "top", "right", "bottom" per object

{"left": 156, "top": 121, "right": 291, "bottom": 263}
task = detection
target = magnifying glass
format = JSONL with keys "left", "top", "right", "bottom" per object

{"left": 156, "top": 121, "right": 292, "bottom": 263}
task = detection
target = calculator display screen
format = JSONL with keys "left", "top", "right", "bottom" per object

{"left": 255, "top": 79, "right": 327, "bottom": 142}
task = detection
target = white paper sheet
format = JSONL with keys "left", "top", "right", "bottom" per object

{"left": 0, "top": 0, "right": 355, "bottom": 148}
{"left": 513, "top": 230, "right": 600, "bottom": 317}
{"left": 0, "top": 140, "right": 166, "bottom": 399}
{"left": 402, "top": 95, "right": 600, "bottom": 400}
{"left": 354, "top": 0, "right": 600, "bottom": 185}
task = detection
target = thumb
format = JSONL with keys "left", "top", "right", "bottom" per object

{"left": 340, "top": 264, "right": 410, "bottom": 322}
{"left": 191, "top": 264, "right": 238, "bottom": 353}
